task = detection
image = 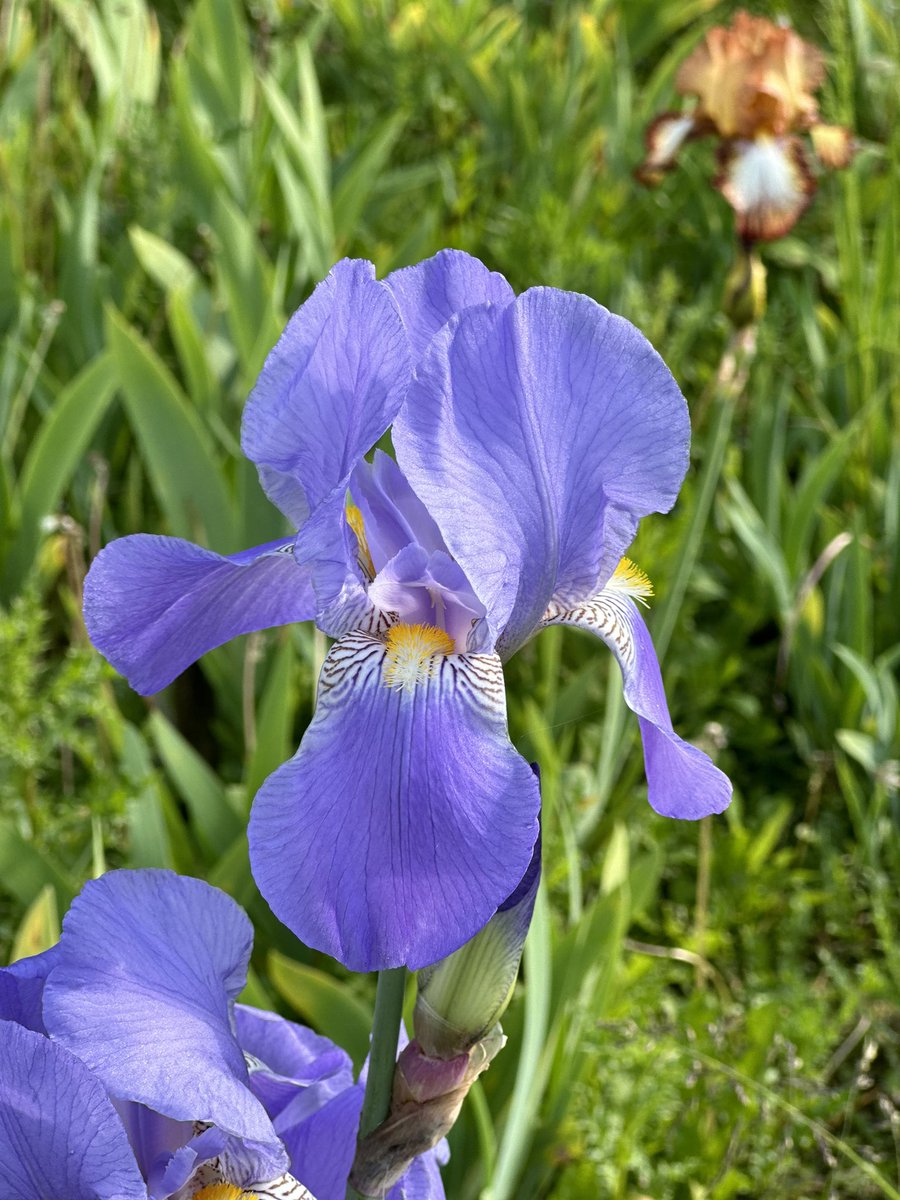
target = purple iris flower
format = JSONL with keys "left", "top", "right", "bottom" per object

{"left": 83, "top": 250, "right": 732, "bottom": 974}
{"left": 0, "top": 869, "right": 443, "bottom": 1200}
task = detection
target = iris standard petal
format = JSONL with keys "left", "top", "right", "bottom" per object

{"left": 0, "top": 1019, "right": 146, "bottom": 1199}
{"left": 42, "top": 869, "right": 286, "bottom": 1173}
{"left": 0, "top": 945, "right": 58, "bottom": 1032}
{"left": 241, "top": 258, "right": 411, "bottom": 527}
{"left": 395, "top": 288, "right": 690, "bottom": 656}
{"left": 249, "top": 631, "right": 540, "bottom": 972}
{"left": 384, "top": 248, "right": 514, "bottom": 361}
{"left": 543, "top": 591, "right": 731, "bottom": 818}
{"left": 83, "top": 533, "right": 315, "bottom": 695}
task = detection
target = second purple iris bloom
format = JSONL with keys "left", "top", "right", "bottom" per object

{"left": 84, "top": 250, "right": 732, "bottom": 973}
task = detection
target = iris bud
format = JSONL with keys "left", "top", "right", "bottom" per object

{"left": 349, "top": 829, "right": 541, "bottom": 1197}
{"left": 414, "top": 832, "right": 541, "bottom": 1058}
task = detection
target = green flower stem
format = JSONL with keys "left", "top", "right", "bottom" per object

{"left": 345, "top": 966, "right": 406, "bottom": 1200}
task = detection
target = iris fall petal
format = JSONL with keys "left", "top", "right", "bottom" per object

{"left": 544, "top": 590, "right": 731, "bottom": 818}
{"left": 810, "top": 122, "right": 854, "bottom": 170}
{"left": 636, "top": 112, "right": 699, "bottom": 185}
{"left": 715, "top": 135, "right": 815, "bottom": 242}
{"left": 83, "top": 533, "right": 315, "bottom": 695}
{"left": 249, "top": 630, "right": 540, "bottom": 971}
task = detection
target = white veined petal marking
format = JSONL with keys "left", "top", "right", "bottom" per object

{"left": 543, "top": 590, "right": 639, "bottom": 674}
{"left": 314, "top": 628, "right": 509, "bottom": 723}
{"left": 191, "top": 1175, "right": 315, "bottom": 1200}
{"left": 252, "top": 1177, "right": 316, "bottom": 1200}
{"left": 542, "top": 557, "right": 655, "bottom": 674}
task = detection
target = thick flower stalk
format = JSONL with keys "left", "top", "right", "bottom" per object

{"left": 637, "top": 11, "right": 853, "bottom": 242}
{"left": 0, "top": 870, "right": 443, "bottom": 1200}
{"left": 350, "top": 837, "right": 540, "bottom": 1197}
{"left": 84, "top": 250, "right": 731, "bottom": 975}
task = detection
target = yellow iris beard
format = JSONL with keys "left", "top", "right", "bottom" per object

{"left": 192, "top": 1186, "right": 258, "bottom": 1200}
{"left": 383, "top": 622, "right": 455, "bottom": 691}
{"left": 609, "top": 557, "right": 654, "bottom": 606}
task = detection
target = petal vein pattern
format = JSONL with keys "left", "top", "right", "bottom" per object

{"left": 0, "top": 1020, "right": 147, "bottom": 1199}
{"left": 543, "top": 590, "right": 731, "bottom": 819}
{"left": 249, "top": 632, "right": 540, "bottom": 972}
{"left": 241, "top": 259, "right": 411, "bottom": 526}
{"left": 83, "top": 534, "right": 316, "bottom": 696}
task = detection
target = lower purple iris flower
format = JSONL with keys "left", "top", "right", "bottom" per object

{"left": 83, "top": 250, "right": 732, "bottom": 974}
{"left": 0, "top": 870, "right": 444, "bottom": 1199}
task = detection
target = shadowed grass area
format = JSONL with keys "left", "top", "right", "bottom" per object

{"left": 1, "top": 0, "right": 898, "bottom": 1196}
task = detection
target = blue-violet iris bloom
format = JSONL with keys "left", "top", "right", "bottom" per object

{"left": 0, "top": 869, "right": 443, "bottom": 1200}
{"left": 83, "top": 250, "right": 732, "bottom": 974}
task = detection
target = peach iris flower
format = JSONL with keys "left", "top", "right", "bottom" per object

{"left": 637, "top": 11, "right": 853, "bottom": 242}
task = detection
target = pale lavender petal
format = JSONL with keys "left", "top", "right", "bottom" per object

{"left": 0, "top": 1019, "right": 146, "bottom": 1199}
{"left": 43, "top": 870, "right": 287, "bottom": 1175}
{"left": 0, "top": 946, "right": 58, "bottom": 1033}
{"left": 235, "top": 1004, "right": 353, "bottom": 1121}
{"left": 385, "top": 249, "right": 514, "bottom": 360}
{"left": 350, "top": 451, "right": 445, "bottom": 572}
{"left": 153, "top": 1125, "right": 229, "bottom": 1199}
{"left": 289, "top": 500, "right": 375, "bottom": 639}
{"left": 392, "top": 1151, "right": 447, "bottom": 1200}
{"left": 544, "top": 591, "right": 731, "bottom": 818}
{"left": 241, "top": 258, "right": 411, "bottom": 526}
{"left": 84, "top": 533, "right": 314, "bottom": 694}
{"left": 395, "top": 288, "right": 690, "bottom": 656}
{"left": 367, "top": 544, "right": 488, "bottom": 651}
{"left": 250, "top": 632, "right": 540, "bottom": 972}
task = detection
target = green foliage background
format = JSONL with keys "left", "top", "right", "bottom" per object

{"left": 0, "top": 0, "right": 898, "bottom": 1196}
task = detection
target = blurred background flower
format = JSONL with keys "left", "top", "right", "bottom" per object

{"left": 637, "top": 11, "right": 854, "bottom": 242}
